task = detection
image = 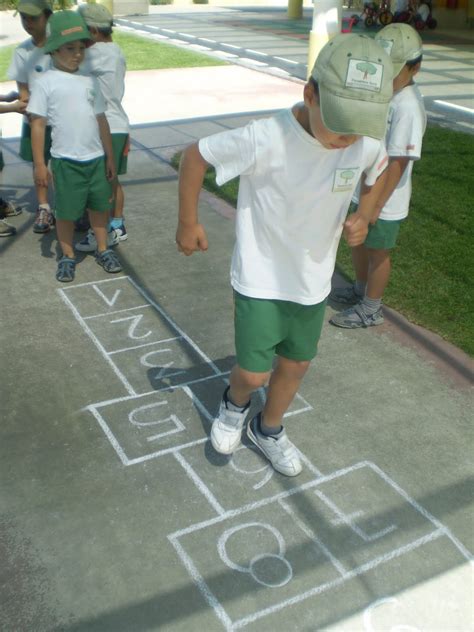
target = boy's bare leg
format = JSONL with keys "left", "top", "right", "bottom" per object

{"left": 36, "top": 181, "right": 49, "bottom": 207}
{"left": 112, "top": 181, "right": 124, "bottom": 220}
{"left": 366, "top": 248, "right": 391, "bottom": 299}
{"left": 228, "top": 364, "right": 270, "bottom": 407}
{"left": 88, "top": 209, "right": 108, "bottom": 251}
{"left": 56, "top": 219, "right": 75, "bottom": 258}
{"left": 263, "top": 357, "right": 311, "bottom": 428}
{"left": 351, "top": 244, "right": 369, "bottom": 284}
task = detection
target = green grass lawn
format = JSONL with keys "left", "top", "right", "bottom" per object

{"left": 172, "top": 125, "right": 474, "bottom": 356}
{"left": 0, "top": 30, "right": 226, "bottom": 82}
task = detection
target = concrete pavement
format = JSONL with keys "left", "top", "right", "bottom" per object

{"left": 1, "top": 8, "right": 473, "bottom": 632}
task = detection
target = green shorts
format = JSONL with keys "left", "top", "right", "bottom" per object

{"left": 234, "top": 292, "right": 327, "bottom": 373}
{"left": 20, "top": 121, "right": 52, "bottom": 163}
{"left": 111, "top": 133, "right": 129, "bottom": 176}
{"left": 51, "top": 156, "right": 113, "bottom": 221}
{"left": 349, "top": 202, "right": 403, "bottom": 250}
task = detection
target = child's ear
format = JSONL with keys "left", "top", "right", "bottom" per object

{"left": 303, "top": 81, "right": 318, "bottom": 106}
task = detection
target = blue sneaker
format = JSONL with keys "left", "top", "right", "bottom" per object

{"left": 113, "top": 223, "right": 128, "bottom": 242}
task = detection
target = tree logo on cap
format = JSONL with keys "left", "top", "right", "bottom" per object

{"left": 346, "top": 58, "right": 384, "bottom": 92}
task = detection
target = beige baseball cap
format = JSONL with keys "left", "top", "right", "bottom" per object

{"left": 16, "top": 0, "right": 52, "bottom": 16}
{"left": 311, "top": 33, "right": 394, "bottom": 140}
{"left": 375, "top": 24, "right": 423, "bottom": 76}
{"left": 77, "top": 3, "right": 113, "bottom": 29}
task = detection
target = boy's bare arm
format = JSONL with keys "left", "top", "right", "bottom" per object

{"left": 97, "top": 113, "right": 116, "bottom": 181}
{"left": 0, "top": 100, "right": 26, "bottom": 114}
{"left": 17, "top": 82, "right": 29, "bottom": 103}
{"left": 30, "top": 115, "right": 49, "bottom": 188}
{"left": 372, "top": 156, "right": 410, "bottom": 215}
{"left": 176, "top": 142, "right": 210, "bottom": 256}
{"left": 343, "top": 170, "right": 388, "bottom": 246}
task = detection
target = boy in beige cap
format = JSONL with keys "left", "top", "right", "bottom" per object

{"left": 28, "top": 11, "right": 123, "bottom": 282}
{"left": 7, "top": 0, "right": 54, "bottom": 234}
{"left": 76, "top": 3, "right": 131, "bottom": 252}
{"left": 330, "top": 24, "right": 426, "bottom": 329}
{"left": 176, "top": 34, "right": 393, "bottom": 477}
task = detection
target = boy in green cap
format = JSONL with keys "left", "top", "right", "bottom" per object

{"left": 176, "top": 34, "right": 393, "bottom": 477}
{"left": 28, "top": 10, "right": 123, "bottom": 282}
{"left": 330, "top": 24, "right": 426, "bottom": 329}
{"left": 75, "top": 2, "right": 130, "bottom": 252}
{"left": 7, "top": 0, "right": 54, "bottom": 234}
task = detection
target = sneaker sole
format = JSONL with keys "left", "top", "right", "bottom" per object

{"left": 246, "top": 424, "right": 302, "bottom": 477}
{"left": 33, "top": 226, "right": 51, "bottom": 234}
{"left": 330, "top": 316, "right": 384, "bottom": 328}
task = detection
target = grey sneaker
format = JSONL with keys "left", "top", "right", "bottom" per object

{"left": 330, "top": 303, "right": 384, "bottom": 328}
{"left": 76, "top": 228, "right": 118, "bottom": 252}
{"left": 210, "top": 386, "right": 250, "bottom": 455}
{"left": 330, "top": 284, "right": 363, "bottom": 305}
{"left": 247, "top": 413, "right": 302, "bottom": 477}
{"left": 33, "top": 206, "right": 54, "bottom": 233}
{"left": 0, "top": 198, "right": 22, "bottom": 218}
{"left": 0, "top": 219, "right": 16, "bottom": 237}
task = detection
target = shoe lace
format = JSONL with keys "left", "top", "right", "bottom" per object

{"left": 36, "top": 207, "right": 49, "bottom": 225}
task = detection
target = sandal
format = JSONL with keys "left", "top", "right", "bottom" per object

{"left": 95, "top": 249, "right": 122, "bottom": 273}
{"left": 330, "top": 303, "right": 384, "bottom": 328}
{"left": 56, "top": 256, "right": 76, "bottom": 283}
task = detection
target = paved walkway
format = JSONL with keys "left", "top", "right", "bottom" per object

{"left": 0, "top": 7, "right": 473, "bottom": 632}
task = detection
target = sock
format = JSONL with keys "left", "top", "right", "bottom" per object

{"left": 39, "top": 203, "right": 50, "bottom": 211}
{"left": 361, "top": 296, "right": 382, "bottom": 314}
{"left": 258, "top": 413, "right": 282, "bottom": 437}
{"left": 355, "top": 280, "right": 366, "bottom": 297}
{"left": 109, "top": 218, "right": 124, "bottom": 230}
{"left": 224, "top": 387, "right": 249, "bottom": 413}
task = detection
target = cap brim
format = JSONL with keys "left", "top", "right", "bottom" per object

{"left": 320, "top": 91, "right": 390, "bottom": 140}
{"left": 391, "top": 60, "right": 406, "bottom": 77}
{"left": 44, "top": 32, "right": 92, "bottom": 53}
{"left": 16, "top": 5, "right": 43, "bottom": 15}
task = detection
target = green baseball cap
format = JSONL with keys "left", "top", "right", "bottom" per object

{"left": 16, "top": 0, "right": 52, "bottom": 17}
{"left": 77, "top": 3, "right": 113, "bottom": 29}
{"left": 44, "top": 10, "right": 91, "bottom": 53}
{"left": 311, "top": 34, "right": 394, "bottom": 140}
{"left": 375, "top": 24, "right": 423, "bottom": 77}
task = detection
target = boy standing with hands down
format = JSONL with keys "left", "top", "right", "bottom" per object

{"left": 176, "top": 35, "right": 393, "bottom": 477}
{"left": 28, "top": 11, "right": 122, "bottom": 282}
{"left": 330, "top": 24, "right": 426, "bottom": 328}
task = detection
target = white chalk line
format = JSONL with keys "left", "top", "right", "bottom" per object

{"left": 88, "top": 406, "right": 130, "bottom": 466}
{"left": 169, "top": 462, "right": 368, "bottom": 540}
{"left": 174, "top": 452, "right": 226, "bottom": 516}
{"left": 83, "top": 371, "right": 231, "bottom": 411}
{"left": 232, "top": 529, "right": 444, "bottom": 630}
{"left": 168, "top": 536, "right": 233, "bottom": 631}
{"left": 83, "top": 304, "right": 151, "bottom": 320}
{"left": 107, "top": 336, "right": 183, "bottom": 356}
{"left": 278, "top": 498, "right": 348, "bottom": 577}
{"left": 57, "top": 289, "right": 137, "bottom": 396}
{"left": 366, "top": 461, "right": 473, "bottom": 562}
{"left": 59, "top": 275, "right": 129, "bottom": 290}
{"left": 314, "top": 489, "right": 397, "bottom": 543}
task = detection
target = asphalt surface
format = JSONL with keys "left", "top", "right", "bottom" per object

{"left": 1, "top": 6, "right": 473, "bottom": 631}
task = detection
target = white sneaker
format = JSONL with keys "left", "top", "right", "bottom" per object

{"left": 210, "top": 387, "right": 250, "bottom": 455}
{"left": 247, "top": 414, "right": 302, "bottom": 477}
{"left": 75, "top": 228, "right": 118, "bottom": 252}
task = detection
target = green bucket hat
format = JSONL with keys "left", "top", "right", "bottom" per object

{"left": 15, "top": 0, "right": 52, "bottom": 17}
{"left": 375, "top": 24, "right": 423, "bottom": 77}
{"left": 311, "top": 34, "right": 394, "bottom": 140}
{"left": 44, "top": 10, "right": 91, "bottom": 53}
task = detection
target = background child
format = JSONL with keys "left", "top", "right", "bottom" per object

{"left": 176, "top": 34, "right": 393, "bottom": 477}
{"left": 7, "top": 0, "right": 54, "bottom": 234}
{"left": 28, "top": 11, "right": 122, "bottom": 282}
{"left": 76, "top": 3, "right": 130, "bottom": 252}
{"left": 330, "top": 24, "right": 426, "bottom": 328}
{"left": 0, "top": 92, "right": 27, "bottom": 237}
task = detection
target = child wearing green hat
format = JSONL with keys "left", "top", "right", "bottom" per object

{"left": 76, "top": 2, "right": 131, "bottom": 252}
{"left": 7, "top": 0, "right": 54, "bottom": 234}
{"left": 176, "top": 34, "right": 393, "bottom": 477}
{"left": 330, "top": 24, "right": 426, "bottom": 329}
{"left": 27, "top": 10, "right": 123, "bottom": 282}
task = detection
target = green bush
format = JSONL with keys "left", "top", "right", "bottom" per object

{"left": 150, "top": 0, "right": 173, "bottom": 4}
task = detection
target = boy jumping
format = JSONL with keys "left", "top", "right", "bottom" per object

{"left": 176, "top": 34, "right": 394, "bottom": 476}
{"left": 330, "top": 24, "right": 426, "bottom": 328}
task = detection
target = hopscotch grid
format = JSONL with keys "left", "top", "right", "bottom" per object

{"left": 83, "top": 304, "right": 151, "bottom": 320}
{"left": 174, "top": 452, "right": 226, "bottom": 516}
{"left": 59, "top": 275, "right": 129, "bottom": 290}
{"left": 58, "top": 289, "right": 137, "bottom": 396}
{"left": 88, "top": 406, "right": 131, "bottom": 466}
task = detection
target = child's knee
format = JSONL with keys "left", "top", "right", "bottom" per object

{"left": 234, "top": 366, "right": 270, "bottom": 391}
{"left": 278, "top": 357, "right": 311, "bottom": 379}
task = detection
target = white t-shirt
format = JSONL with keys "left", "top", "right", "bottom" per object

{"left": 81, "top": 43, "right": 129, "bottom": 134}
{"left": 27, "top": 68, "right": 106, "bottom": 162}
{"left": 199, "top": 108, "right": 388, "bottom": 305}
{"left": 7, "top": 38, "right": 52, "bottom": 124}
